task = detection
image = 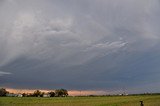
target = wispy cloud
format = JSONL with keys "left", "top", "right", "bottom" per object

{"left": 0, "top": 71, "right": 11, "bottom": 76}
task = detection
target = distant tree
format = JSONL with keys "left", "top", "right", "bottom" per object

{"left": 33, "top": 90, "right": 41, "bottom": 97}
{"left": 40, "top": 92, "right": 45, "bottom": 97}
{"left": 48, "top": 91, "right": 55, "bottom": 97}
{"left": 0, "top": 88, "right": 8, "bottom": 97}
{"left": 22, "top": 93, "right": 26, "bottom": 97}
{"left": 55, "top": 89, "right": 68, "bottom": 97}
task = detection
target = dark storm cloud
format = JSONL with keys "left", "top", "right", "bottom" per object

{"left": 0, "top": 0, "right": 160, "bottom": 93}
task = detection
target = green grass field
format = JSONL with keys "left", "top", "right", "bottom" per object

{"left": 0, "top": 95, "right": 160, "bottom": 106}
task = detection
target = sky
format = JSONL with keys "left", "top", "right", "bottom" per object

{"left": 0, "top": 0, "right": 160, "bottom": 94}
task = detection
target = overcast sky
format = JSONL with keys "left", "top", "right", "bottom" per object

{"left": 0, "top": 0, "right": 160, "bottom": 93}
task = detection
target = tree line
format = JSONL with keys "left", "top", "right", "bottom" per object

{"left": 0, "top": 88, "right": 68, "bottom": 97}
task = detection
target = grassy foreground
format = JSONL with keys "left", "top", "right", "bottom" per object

{"left": 0, "top": 95, "right": 160, "bottom": 106}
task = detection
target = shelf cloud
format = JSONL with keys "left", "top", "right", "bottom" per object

{"left": 0, "top": 0, "right": 160, "bottom": 93}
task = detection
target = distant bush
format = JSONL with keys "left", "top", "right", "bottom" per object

{"left": 33, "top": 90, "right": 42, "bottom": 97}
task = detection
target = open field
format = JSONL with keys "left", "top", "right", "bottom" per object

{"left": 0, "top": 95, "right": 160, "bottom": 106}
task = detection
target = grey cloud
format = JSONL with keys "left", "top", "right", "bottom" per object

{"left": 0, "top": 0, "right": 160, "bottom": 93}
